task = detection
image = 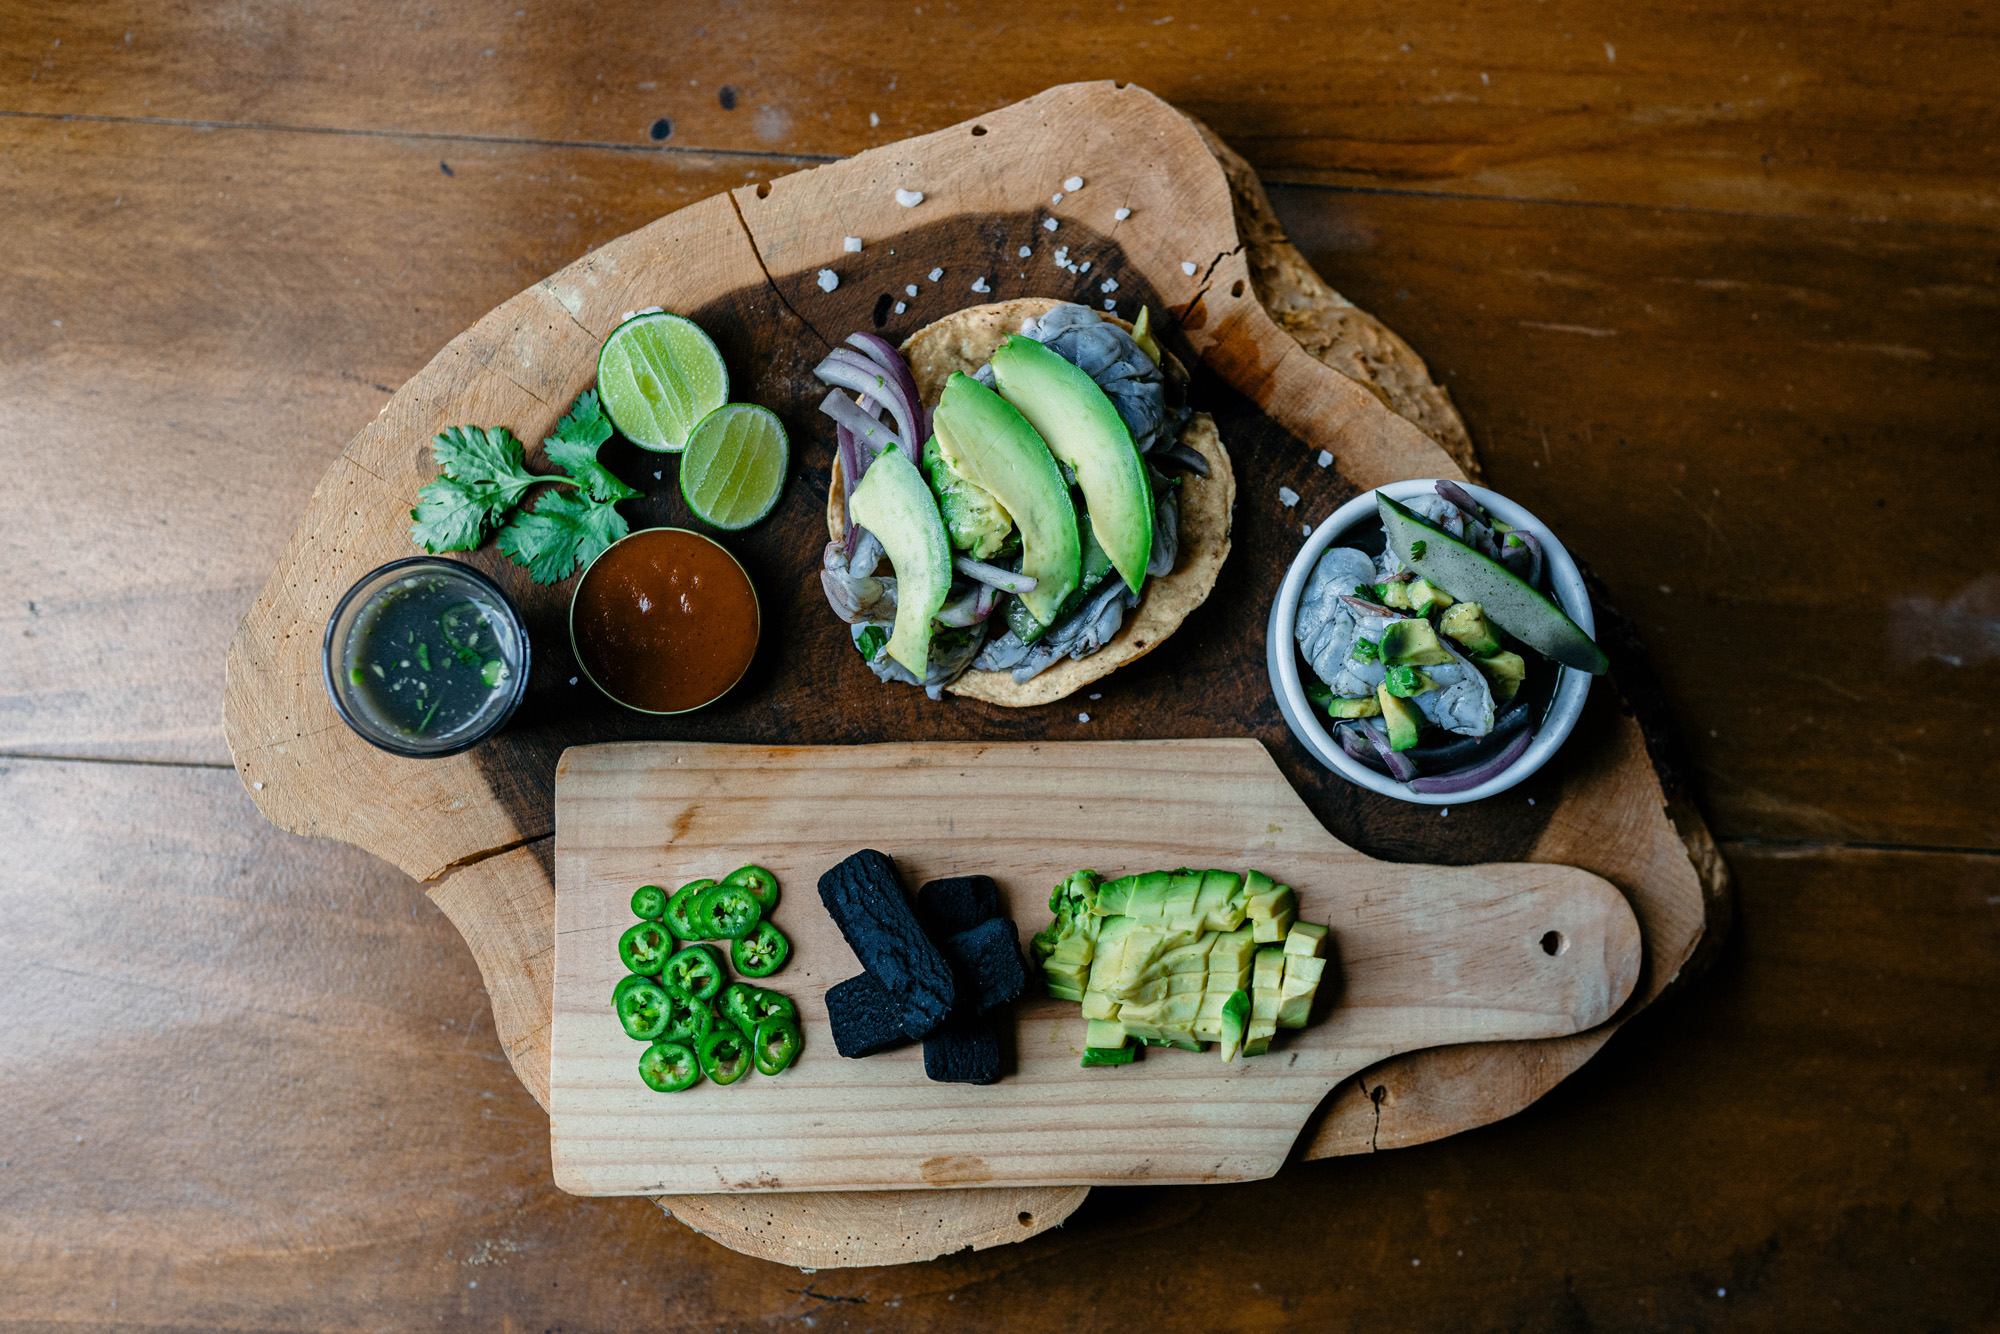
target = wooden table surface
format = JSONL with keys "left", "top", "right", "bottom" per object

{"left": 3, "top": 2, "right": 1994, "bottom": 1329}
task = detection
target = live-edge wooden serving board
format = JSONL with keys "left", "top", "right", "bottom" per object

{"left": 551, "top": 740, "right": 1641, "bottom": 1195}
{"left": 226, "top": 80, "right": 1728, "bottom": 1262}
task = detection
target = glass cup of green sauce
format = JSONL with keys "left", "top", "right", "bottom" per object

{"left": 322, "top": 557, "right": 530, "bottom": 758}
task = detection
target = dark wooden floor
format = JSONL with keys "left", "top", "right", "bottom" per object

{"left": 2, "top": 2, "right": 1994, "bottom": 1328}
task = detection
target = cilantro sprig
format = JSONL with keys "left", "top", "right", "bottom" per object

{"left": 409, "top": 390, "right": 639, "bottom": 584}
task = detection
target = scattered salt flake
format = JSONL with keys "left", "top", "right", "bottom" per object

{"left": 844, "top": 236, "right": 863, "bottom": 252}
{"left": 1077, "top": 712, "right": 1091, "bottom": 723}
{"left": 894, "top": 300, "right": 907, "bottom": 314}
{"left": 816, "top": 269, "right": 839, "bottom": 292}
{"left": 1103, "top": 299, "right": 1117, "bottom": 310}
{"left": 1018, "top": 245, "right": 1032, "bottom": 258}
{"left": 1043, "top": 217, "right": 1059, "bottom": 232}
{"left": 1439, "top": 808, "right": 1450, "bottom": 818}
{"left": 894, "top": 188, "right": 924, "bottom": 207}
{"left": 1181, "top": 260, "right": 1198, "bottom": 276}
{"left": 1316, "top": 449, "right": 1333, "bottom": 468}
{"left": 905, "top": 284, "right": 918, "bottom": 297}
{"left": 1277, "top": 486, "right": 1300, "bottom": 507}
{"left": 252, "top": 781, "right": 264, "bottom": 791}
{"left": 1100, "top": 278, "right": 1119, "bottom": 293}
{"left": 1114, "top": 206, "right": 1132, "bottom": 220}
{"left": 1080, "top": 261, "right": 1091, "bottom": 273}
{"left": 1064, "top": 175, "right": 1084, "bottom": 191}
{"left": 869, "top": 111, "right": 880, "bottom": 127}
{"left": 928, "top": 267, "right": 944, "bottom": 281}
{"left": 653, "top": 471, "right": 663, "bottom": 480}
{"left": 1051, "top": 192, "right": 1064, "bottom": 205}
{"left": 569, "top": 676, "right": 578, "bottom": 685}
{"left": 1527, "top": 797, "right": 1536, "bottom": 806}
{"left": 970, "top": 276, "right": 991, "bottom": 293}
{"left": 1089, "top": 693, "right": 1102, "bottom": 700}
{"left": 1302, "top": 523, "right": 1312, "bottom": 535}
{"left": 1053, "top": 246, "right": 1069, "bottom": 264}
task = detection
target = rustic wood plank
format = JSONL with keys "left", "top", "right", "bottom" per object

{"left": 5, "top": 765, "right": 1989, "bottom": 1324}
{"left": 7, "top": 0, "right": 1997, "bottom": 224}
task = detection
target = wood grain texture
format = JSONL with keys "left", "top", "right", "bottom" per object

{"left": 3, "top": 764, "right": 1990, "bottom": 1326}
{"left": 549, "top": 740, "right": 1640, "bottom": 1194}
{"left": 8, "top": 0, "right": 1996, "bottom": 225}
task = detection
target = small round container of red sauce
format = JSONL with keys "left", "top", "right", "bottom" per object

{"left": 569, "top": 527, "right": 760, "bottom": 714}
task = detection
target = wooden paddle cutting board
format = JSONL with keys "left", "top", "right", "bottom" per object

{"left": 550, "top": 739, "right": 1640, "bottom": 1195}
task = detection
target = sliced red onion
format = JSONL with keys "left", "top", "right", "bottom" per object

{"left": 1338, "top": 723, "right": 1389, "bottom": 773}
{"left": 844, "top": 332, "right": 925, "bottom": 437}
{"left": 954, "top": 555, "right": 1038, "bottom": 594}
{"left": 1435, "top": 479, "right": 1487, "bottom": 522}
{"left": 818, "top": 388, "right": 906, "bottom": 457}
{"left": 934, "top": 585, "right": 995, "bottom": 627}
{"left": 1503, "top": 529, "right": 1545, "bottom": 589}
{"left": 816, "top": 348, "right": 920, "bottom": 452}
{"left": 1408, "top": 721, "right": 1536, "bottom": 794}
{"left": 1362, "top": 719, "right": 1421, "bottom": 782}
{"left": 835, "top": 423, "right": 867, "bottom": 559}
{"left": 977, "top": 583, "right": 997, "bottom": 618}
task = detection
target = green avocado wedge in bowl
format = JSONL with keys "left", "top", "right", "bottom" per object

{"left": 1267, "top": 479, "right": 1603, "bottom": 805}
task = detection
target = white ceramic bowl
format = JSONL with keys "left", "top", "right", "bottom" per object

{"left": 1265, "top": 479, "right": 1596, "bottom": 805}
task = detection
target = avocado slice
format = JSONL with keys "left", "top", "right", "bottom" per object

{"left": 1380, "top": 618, "right": 1455, "bottom": 666}
{"left": 1377, "top": 683, "right": 1424, "bottom": 750}
{"left": 845, "top": 445, "right": 951, "bottom": 677}
{"left": 1218, "top": 988, "right": 1250, "bottom": 1062}
{"left": 1284, "top": 922, "right": 1330, "bottom": 958}
{"left": 1407, "top": 577, "right": 1454, "bottom": 614}
{"left": 1476, "top": 649, "right": 1528, "bottom": 702}
{"left": 932, "top": 372, "right": 1081, "bottom": 625}
{"left": 920, "top": 434, "right": 1013, "bottom": 559}
{"left": 1440, "top": 602, "right": 1503, "bottom": 656}
{"left": 991, "top": 334, "right": 1153, "bottom": 594}
{"left": 1378, "top": 493, "right": 1608, "bottom": 674}
{"left": 1327, "top": 695, "right": 1382, "bottom": 719}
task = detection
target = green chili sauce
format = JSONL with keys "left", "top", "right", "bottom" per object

{"left": 343, "top": 575, "right": 518, "bottom": 740}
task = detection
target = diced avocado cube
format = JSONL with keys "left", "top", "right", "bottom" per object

{"left": 1050, "top": 931, "right": 1095, "bottom": 965}
{"left": 1252, "top": 910, "right": 1297, "bottom": 944}
{"left": 1197, "top": 992, "right": 1232, "bottom": 1019}
{"left": 1245, "top": 884, "right": 1297, "bottom": 923}
{"left": 1328, "top": 695, "right": 1382, "bottom": 719}
{"left": 1114, "top": 975, "right": 1169, "bottom": 1005}
{"left": 1085, "top": 1018, "right": 1127, "bottom": 1049}
{"left": 1380, "top": 617, "right": 1455, "bottom": 666}
{"left": 1044, "top": 959, "right": 1089, "bottom": 994}
{"left": 1167, "top": 971, "right": 1206, "bottom": 996}
{"left": 1218, "top": 989, "right": 1251, "bottom": 1062}
{"left": 1119, "top": 1016, "right": 1164, "bottom": 1042}
{"left": 1378, "top": 684, "right": 1424, "bottom": 750}
{"left": 1282, "top": 955, "right": 1327, "bottom": 989}
{"left": 1476, "top": 650, "right": 1527, "bottom": 703}
{"left": 1251, "top": 989, "right": 1282, "bottom": 1022}
{"left": 1192, "top": 1017, "right": 1224, "bottom": 1042}
{"left": 1081, "top": 989, "right": 1120, "bottom": 1020}
{"left": 1164, "top": 870, "right": 1202, "bottom": 924}
{"left": 1094, "top": 874, "right": 1137, "bottom": 916}
{"left": 1407, "top": 577, "right": 1455, "bottom": 615}
{"left": 1209, "top": 927, "right": 1257, "bottom": 973}
{"left": 1199, "top": 870, "right": 1246, "bottom": 931}
{"left": 1440, "top": 602, "right": 1502, "bottom": 656}
{"left": 1081, "top": 1045, "right": 1136, "bottom": 1067}
{"left": 1253, "top": 946, "right": 1286, "bottom": 989}
{"left": 1285, "top": 922, "right": 1329, "bottom": 957}
{"left": 1205, "top": 966, "right": 1252, "bottom": 995}
{"left": 1127, "top": 870, "right": 1172, "bottom": 919}
{"left": 1047, "top": 982, "right": 1085, "bottom": 1002}
{"left": 1376, "top": 579, "right": 1415, "bottom": 611}
{"left": 1275, "top": 990, "right": 1315, "bottom": 1029}
{"left": 1160, "top": 938, "right": 1214, "bottom": 973}
{"left": 1244, "top": 1018, "right": 1277, "bottom": 1056}
{"left": 1241, "top": 869, "right": 1275, "bottom": 898}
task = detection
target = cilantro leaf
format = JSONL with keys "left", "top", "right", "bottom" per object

{"left": 431, "top": 426, "right": 543, "bottom": 508}
{"left": 496, "top": 488, "right": 630, "bottom": 584}
{"left": 411, "top": 475, "right": 501, "bottom": 552}
{"left": 856, "top": 625, "right": 888, "bottom": 660}
{"left": 544, "top": 438, "right": 639, "bottom": 504}
{"left": 549, "top": 389, "right": 614, "bottom": 450}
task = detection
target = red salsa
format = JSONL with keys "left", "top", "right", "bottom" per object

{"left": 571, "top": 529, "right": 759, "bottom": 713}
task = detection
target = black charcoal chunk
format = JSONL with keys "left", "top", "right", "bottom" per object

{"left": 818, "top": 849, "right": 956, "bottom": 1038}
{"left": 942, "top": 916, "right": 1027, "bottom": 1014}
{"left": 922, "top": 1015, "right": 1002, "bottom": 1085}
{"left": 914, "top": 874, "right": 1002, "bottom": 938}
{"left": 825, "top": 973, "right": 909, "bottom": 1059}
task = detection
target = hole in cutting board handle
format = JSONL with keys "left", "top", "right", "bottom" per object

{"left": 1018, "top": 1211, "right": 1033, "bottom": 1226}
{"left": 1540, "top": 930, "right": 1567, "bottom": 956}
{"left": 972, "top": 125, "right": 987, "bottom": 136}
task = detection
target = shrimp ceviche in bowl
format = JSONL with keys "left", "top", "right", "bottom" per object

{"left": 1283, "top": 479, "right": 1608, "bottom": 800}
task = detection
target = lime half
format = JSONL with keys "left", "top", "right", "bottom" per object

{"left": 680, "top": 404, "right": 789, "bottom": 530}
{"left": 596, "top": 312, "right": 728, "bottom": 452}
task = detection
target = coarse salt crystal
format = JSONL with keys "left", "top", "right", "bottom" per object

{"left": 1051, "top": 192, "right": 1064, "bottom": 205}
{"left": 928, "top": 267, "right": 944, "bottom": 281}
{"left": 653, "top": 471, "right": 663, "bottom": 480}
{"left": 1064, "top": 175, "right": 1084, "bottom": 191}
{"left": 1302, "top": 523, "right": 1312, "bottom": 535}
{"left": 1018, "top": 245, "right": 1032, "bottom": 258}
{"left": 1103, "top": 299, "right": 1116, "bottom": 310}
{"left": 1043, "top": 217, "right": 1059, "bottom": 232}
{"left": 869, "top": 112, "right": 879, "bottom": 127}
{"left": 252, "top": 781, "right": 264, "bottom": 790}
{"left": 894, "top": 301, "right": 907, "bottom": 313}
{"left": 1100, "top": 278, "right": 1119, "bottom": 293}
{"left": 1077, "top": 712, "right": 1090, "bottom": 723}
{"left": 1181, "top": 260, "right": 1198, "bottom": 276}
{"left": 1089, "top": 693, "right": 1101, "bottom": 700}
{"left": 1316, "top": 450, "right": 1333, "bottom": 468}
{"left": 1114, "top": 206, "right": 1132, "bottom": 220}
{"left": 906, "top": 284, "right": 918, "bottom": 297}
{"left": 1278, "top": 486, "right": 1300, "bottom": 507}
{"left": 844, "top": 236, "right": 863, "bottom": 252}
{"left": 894, "top": 188, "right": 924, "bottom": 207}
{"left": 1053, "top": 246, "right": 1069, "bottom": 265}
{"left": 971, "top": 276, "right": 991, "bottom": 293}
{"left": 1080, "top": 261, "right": 1091, "bottom": 273}
{"left": 816, "top": 269, "right": 839, "bottom": 292}
{"left": 569, "top": 676, "right": 578, "bottom": 685}
{"left": 1440, "top": 808, "right": 1450, "bottom": 818}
